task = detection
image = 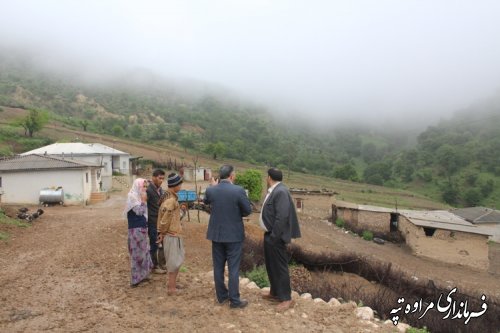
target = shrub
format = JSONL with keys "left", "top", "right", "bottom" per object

{"left": 335, "top": 218, "right": 345, "bottom": 228}
{"left": 362, "top": 230, "right": 373, "bottom": 241}
{"left": 235, "top": 169, "right": 263, "bottom": 202}
{"left": 244, "top": 265, "right": 269, "bottom": 288}
{"left": 333, "top": 164, "right": 358, "bottom": 181}
{"left": 480, "top": 179, "right": 495, "bottom": 197}
{"left": 416, "top": 169, "right": 433, "bottom": 182}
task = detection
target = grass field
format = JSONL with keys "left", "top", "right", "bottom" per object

{"left": 0, "top": 106, "right": 448, "bottom": 210}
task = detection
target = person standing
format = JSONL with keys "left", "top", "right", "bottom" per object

{"left": 124, "top": 178, "right": 154, "bottom": 287}
{"left": 147, "top": 169, "right": 167, "bottom": 274}
{"left": 204, "top": 165, "right": 252, "bottom": 308}
{"left": 260, "top": 168, "right": 301, "bottom": 311}
{"left": 157, "top": 173, "right": 186, "bottom": 295}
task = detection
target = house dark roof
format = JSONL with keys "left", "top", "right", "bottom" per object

{"left": 452, "top": 207, "right": 500, "bottom": 224}
{"left": 0, "top": 154, "right": 100, "bottom": 172}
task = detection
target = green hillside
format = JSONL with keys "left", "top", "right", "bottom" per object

{"left": 0, "top": 52, "right": 411, "bottom": 174}
{"left": 1, "top": 51, "right": 499, "bottom": 208}
{"left": 394, "top": 99, "right": 500, "bottom": 208}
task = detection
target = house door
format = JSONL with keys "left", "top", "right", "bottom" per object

{"left": 390, "top": 213, "right": 398, "bottom": 232}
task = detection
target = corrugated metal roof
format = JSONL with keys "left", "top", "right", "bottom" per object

{"left": 21, "top": 142, "right": 129, "bottom": 156}
{"left": 399, "top": 210, "right": 494, "bottom": 236}
{"left": 333, "top": 200, "right": 495, "bottom": 236}
{"left": 334, "top": 199, "right": 396, "bottom": 213}
{"left": 0, "top": 154, "right": 99, "bottom": 172}
{"left": 451, "top": 207, "right": 500, "bottom": 224}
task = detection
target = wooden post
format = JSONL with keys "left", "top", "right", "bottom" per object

{"left": 197, "top": 185, "right": 201, "bottom": 223}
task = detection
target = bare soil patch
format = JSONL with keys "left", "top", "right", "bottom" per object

{"left": 0, "top": 194, "right": 397, "bottom": 333}
{"left": 1, "top": 184, "right": 498, "bottom": 332}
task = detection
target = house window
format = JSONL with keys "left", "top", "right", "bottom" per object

{"left": 86, "top": 173, "right": 89, "bottom": 183}
{"left": 122, "top": 161, "right": 126, "bottom": 169}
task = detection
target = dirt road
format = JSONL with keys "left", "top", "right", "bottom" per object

{"left": 0, "top": 194, "right": 398, "bottom": 333}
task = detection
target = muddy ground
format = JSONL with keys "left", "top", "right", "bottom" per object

{"left": 0, "top": 190, "right": 498, "bottom": 332}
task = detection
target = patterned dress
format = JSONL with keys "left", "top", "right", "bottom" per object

{"left": 125, "top": 180, "right": 154, "bottom": 286}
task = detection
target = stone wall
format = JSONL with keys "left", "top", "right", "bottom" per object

{"left": 336, "top": 208, "right": 391, "bottom": 234}
{"left": 358, "top": 211, "right": 391, "bottom": 234}
{"left": 488, "top": 241, "right": 500, "bottom": 275}
{"left": 337, "top": 208, "right": 358, "bottom": 228}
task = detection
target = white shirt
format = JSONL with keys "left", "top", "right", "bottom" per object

{"left": 259, "top": 182, "right": 281, "bottom": 232}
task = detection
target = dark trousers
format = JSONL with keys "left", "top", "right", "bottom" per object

{"left": 148, "top": 222, "right": 159, "bottom": 267}
{"left": 212, "top": 241, "right": 243, "bottom": 305}
{"left": 264, "top": 232, "right": 291, "bottom": 301}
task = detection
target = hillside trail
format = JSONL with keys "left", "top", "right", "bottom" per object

{"left": 0, "top": 194, "right": 398, "bottom": 333}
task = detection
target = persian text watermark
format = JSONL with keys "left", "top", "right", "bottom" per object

{"left": 390, "top": 288, "right": 488, "bottom": 326}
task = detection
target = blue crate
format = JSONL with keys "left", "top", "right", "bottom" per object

{"left": 177, "top": 190, "right": 197, "bottom": 202}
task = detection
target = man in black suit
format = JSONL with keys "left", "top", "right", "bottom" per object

{"left": 260, "top": 168, "right": 301, "bottom": 311}
{"left": 147, "top": 169, "right": 167, "bottom": 274}
{"left": 204, "top": 165, "right": 252, "bottom": 309}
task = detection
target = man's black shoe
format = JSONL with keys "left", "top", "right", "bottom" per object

{"left": 230, "top": 299, "right": 249, "bottom": 309}
{"left": 217, "top": 298, "right": 229, "bottom": 305}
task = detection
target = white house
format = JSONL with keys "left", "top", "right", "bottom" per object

{"left": 21, "top": 143, "right": 130, "bottom": 190}
{"left": 0, "top": 154, "right": 101, "bottom": 205}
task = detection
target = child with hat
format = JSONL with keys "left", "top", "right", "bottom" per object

{"left": 157, "top": 173, "right": 186, "bottom": 295}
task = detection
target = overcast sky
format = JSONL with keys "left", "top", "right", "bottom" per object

{"left": 1, "top": 0, "right": 500, "bottom": 124}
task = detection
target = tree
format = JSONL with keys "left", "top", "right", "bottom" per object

{"left": 441, "top": 181, "right": 459, "bottom": 205}
{"left": 361, "top": 142, "right": 378, "bottom": 163}
{"left": 17, "top": 109, "right": 49, "bottom": 137}
{"left": 151, "top": 123, "right": 167, "bottom": 140}
{"left": 283, "top": 141, "right": 297, "bottom": 179}
{"left": 333, "top": 164, "right": 358, "bottom": 181}
{"left": 130, "top": 124, "right": 143, "bottom": 139}
{"left": 363, "top": 161, "right": 392, "bottom": 185}
{"left": 235, "top": 169, "right": 263, "bottom": 202}
{"left": 80, "top": 120, "right": 89, "bottom": 132}
{"left": 180, "top": 135, "right": 195, "bottom": 151}
{"left": 436, "top": 144, "right": 465, "bottom": 177}
{"left": 111, "top": 124, "right": 125, "bottom": 137}
{"left": 205, "top": 141, "right": 227, "bottom": 159}
{"left": 463, "top": 188, "right": 482, "bottom": 207}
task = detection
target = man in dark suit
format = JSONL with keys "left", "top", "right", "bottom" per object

{"left": 147, "top": 169, "right": 167, "bottom": 274}
{"left": 260, "top": 168, "right": 301, "bottom": 311}
{"left": 204, "top": 165, "right": 252, "bottom": 309}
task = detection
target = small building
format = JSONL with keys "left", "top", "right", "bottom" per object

{"left": 0, "top": 154, "right": 101, "bottom": 205}
{"left": 451, "top": 207, "right": 500, "bottom": 242}
{"left": 333, "top": 200, "right": 399, "bottom": 235}
{"left": 182, "top": 167, "right": 212, "bottom": 182}
{"left": 332, "top": 200, "right": 497, "bottom": 272}
{"left": 397, "top": 210, "right": 494, "bottom": 271}
{"left": 295, "top": 198, "right": 305, "bottom": 213}
{"left": 21, "top": 143, "right": 131, "bottom": 190}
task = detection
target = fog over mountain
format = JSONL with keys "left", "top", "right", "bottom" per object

{"left": 1, "top": 0, "right": 500, "bottom": 127}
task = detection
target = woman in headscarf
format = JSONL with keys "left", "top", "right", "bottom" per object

{"left": 124, "top": 178, "right": 153, "bottom": 287}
